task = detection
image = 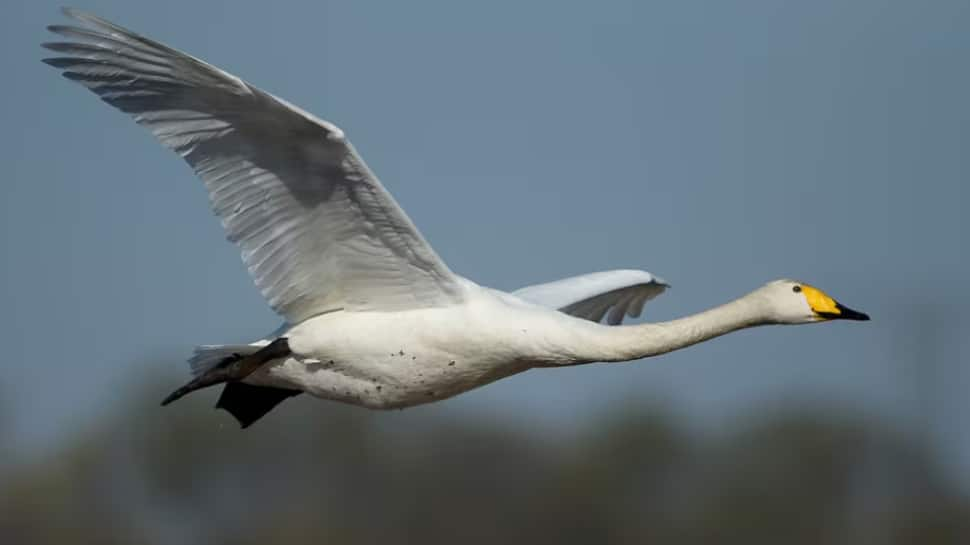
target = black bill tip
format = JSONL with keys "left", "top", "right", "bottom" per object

{"left": 816, "top": 302, "right": 869, "bottom": 321}
{"left": 833, "top": 302, "right": 870, "bottom": 321}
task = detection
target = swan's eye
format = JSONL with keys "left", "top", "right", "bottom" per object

{"left": 792, "top": 285, "right": 802, "bottom": 293}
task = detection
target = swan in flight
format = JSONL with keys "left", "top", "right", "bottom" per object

{"left": 42, "top": 8, "right": 869, "bottom": 428}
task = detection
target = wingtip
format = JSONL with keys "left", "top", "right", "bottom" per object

{"left": 45, "top": 24, "right": 87, "bottom": 41}
{"left": 58, "top": 7, "right": 109, "bottom": 30}
{"left": 45, "top": 24, "right": 70, "bottom": 36}
{"left": 40, "top": 57, "right": 69, "bottom": 68}
{"left": 60, "top": 6, "right": 83, "bottom": 20}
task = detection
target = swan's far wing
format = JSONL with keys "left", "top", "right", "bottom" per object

{"left": 513, "top": 270, "right": 668, "bottom": 325}
{"left": 43, "top": 9, "right": 465, "bottom": 323}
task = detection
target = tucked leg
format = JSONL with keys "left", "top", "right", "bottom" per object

{"left": 161, "top": 337, "right": 291, "bottom": 406}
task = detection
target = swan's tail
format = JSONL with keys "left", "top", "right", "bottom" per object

{"left": 163, "top": 339, "right": 300, "bottom": 429}
{"left": 162, "top": 338, "right": 290, "bottom": 407}
{"left": 188, "top": 344, "right": 262, "bottom": 377}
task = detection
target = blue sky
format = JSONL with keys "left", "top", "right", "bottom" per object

{"left": 2, "top": 0, "right": 968, "bottom": 480}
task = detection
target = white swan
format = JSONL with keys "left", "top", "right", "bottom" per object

{"left": 42, "top": 9, "right": 869, "bottom": 427}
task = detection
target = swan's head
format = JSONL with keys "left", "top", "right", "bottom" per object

{"left": 761, "top": 279, "right": 870, "bottom": 324}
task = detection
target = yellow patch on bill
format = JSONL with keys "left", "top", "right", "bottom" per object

{"left": 801, "top": 284, "right": 840, "bottom": 316}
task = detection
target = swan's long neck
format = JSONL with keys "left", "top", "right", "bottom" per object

{"left": 555, "top": 291, "right": 772, "bottom": 364}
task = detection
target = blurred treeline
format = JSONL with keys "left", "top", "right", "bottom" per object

{"left": 1, "top": 376, "right": 968, "bottom": 545}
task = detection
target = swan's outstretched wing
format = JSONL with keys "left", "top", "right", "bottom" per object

{"left": 514, "top": 270, "right": 668, "bottom": 325}
{"left": 42, "top": 8, "right": 465, "bottom": 323}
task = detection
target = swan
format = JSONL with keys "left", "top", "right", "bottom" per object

{"left": 42, "top": 8, "right": 869, "bottom": 428}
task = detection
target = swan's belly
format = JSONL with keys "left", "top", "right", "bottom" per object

{"left": 244, "top": 302, "right": 544, "bottom": 409}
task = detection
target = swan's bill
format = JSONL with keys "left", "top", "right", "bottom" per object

{"left": 802, "top": 284, "right": 870, "bottom": 321}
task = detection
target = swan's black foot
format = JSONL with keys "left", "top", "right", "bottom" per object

{"left": 216, "top": 382, "right": 302, "bottom": 428}
{"left": 160, "top": 337, "right": 291, "bottom": 406}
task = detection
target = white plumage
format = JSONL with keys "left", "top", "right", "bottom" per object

{"left": 514, "top": 269, "right": 668, "bottom": 325}
{"left": 43, "top": 9, "right": 868, "bottom": 427}
{"left": 45, "top": 9, "right": 463, "bottom": 323}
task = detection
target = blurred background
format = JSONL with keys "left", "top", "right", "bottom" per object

{"left": 2, "top": 0, "right": 968, "bottom": 543}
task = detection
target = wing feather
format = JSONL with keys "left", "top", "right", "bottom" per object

{"left": 514, "top": 270, "right": 668, "bottom": 325}
{"left": 43, "top": 9, "right": 465, "bottom": 323}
